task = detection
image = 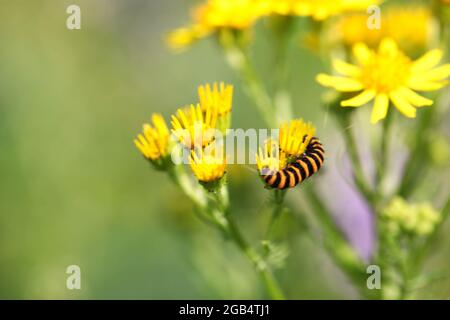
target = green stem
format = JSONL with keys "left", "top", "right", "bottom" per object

{"left": 336, "top": 111, "right": 374, "bottom": 203}
{"left": 270, "top": 16, "right": 295, "bottom": 124}
{"left": 167, "top": 164, "right": 222, "bottom": 228}
{"left": 265, "top": 189, "right": 287, "bottom": 240}
{"left": 207, "top": 177, "right": 285, "bottom": 299}
{"left": 375, "top": 111, "right": 393, "bottom": 199}
{"left": 397, "top": 106, "right": 435, "bottom": 198}
{"left": 168, "top": 164, "right": 207, "bottom": 208}
{"left": 224, "top": 215, "right": 286, "bottom": 300}
{"left": 304, "top": 187, "right": 371, "bottom": 297}
{"left": 219, "top": 30, "right": 275, "bottom": 126}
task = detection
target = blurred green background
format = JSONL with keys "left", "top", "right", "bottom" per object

{"left": 1, "top": 0, "right": 449, "bottom": 299}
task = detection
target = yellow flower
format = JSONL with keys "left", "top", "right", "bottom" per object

{"left": 134, "top": 113, "right": 170, "bottom": 161}
{"left": 331, "top": 13, "right": 381, "bottom": 48}
{"left": 256, "top": 139, "right": 288, "bottom": 174}
{"left": 167, "top": 0, "right": 267, "bottom": 49}
{"left": 264, "top": 0, "right": 381, "bottom": 20}
{"left": 171, "top": 104, "right": 218, "bottom": 149}
{"left": 279, "top": 119, "right": 316, "bottom": 156}
{"left": 195, "top": 0, "right": 267, "bottom": 29}
{"left": 190, "top": 144, "right": 227, "bottom": 183}
{"left": 331, "top": 6, "right": 435, "bottom": 52}
{"left": 166, "top": 26, "right": 211, "bottom": 51}
{"left": 256, "top": 119, "right": 316, "bottom": 173}
{"left": 316, "top": 38, "right": 450, "bottom": 124}
{"left": 381, "top": 6, "right": 435, "bottom": 52}
{"left": 198, "top": 82, "right": 234, "bottom": 116}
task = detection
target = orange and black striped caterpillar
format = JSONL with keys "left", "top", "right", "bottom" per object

{"left": 262, "top": 137, "right": 325, "bottom": 190}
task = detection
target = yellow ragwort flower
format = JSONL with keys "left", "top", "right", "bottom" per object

{"left": 332, "top": 6, "right": 435, "bottom": 52}
{"left": 195, "top": 0, "right": 267, "bottom": 29}
{"left": 171, "top": 103, "right": 218, "bottom": 149}
{"left": 167, "top": 0, "right": 267, "bottom": 49}
{"left": 316, "top": 38, "right": 450, "bottom": 124}
{"left": 190, "top": 144, "right": 227, "bottom": 183}
{"left": 167, "top": 25, "right": 211, "bottom": 51}
{"left": 198, "top": 82, "right": 234, "bottom": 116}
{"left": 134, "top": 113, "right": 170, "bottom": 161}
{"left": 256, "top": 119, "right": 316, "bottom": 173}
{"left": 279, "top": 119, "right": 316, "bottom": 156}
{"left": 264, "top": 0, "right": 380, "bottom": 20}
{"left": 256, "top": 139, "right": 287, "bottom": 174}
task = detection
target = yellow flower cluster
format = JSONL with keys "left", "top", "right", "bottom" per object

{"left": 135, "top": 83, "right": 233, "bottom": 183}
{"left": 329, "top": 5, "right": 436, "bottom": 52}
{"left": 167, "top": 0, "right": 268, "bottom": 50}
{"left": 382, "top": 197, "right": 441, "bottom": 236}
{"left": 256, "top": 119, "right": 316, "bottom": 173}
{"left": 265, "top": 0, "right": 381, "bottom": 20}
{"left": 167, "top": 0, "right": 380, "bottom": 49}
{"left": 317, "top": 38, "right": 450, "bottom": 124}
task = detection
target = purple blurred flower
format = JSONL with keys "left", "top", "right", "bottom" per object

{"left": 317, "top": 137, "right": 375, "bottom": 262}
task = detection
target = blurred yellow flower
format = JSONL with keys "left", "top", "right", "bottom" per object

{"left": 134, "top": 114, "right": 170, "bottom": 161}
{"left": 190, "top": 144, "right": 227, "bottom": 183}
{"left": 331, "top": 6, "right": 435, "bottom": 52}
{"left": 264, "top": 0, "right": 380, "bottom": 20}
{"left": 167, "top": 25, "right": 211, "bottom": 51}
{"left": 198, "top": 82, "right": 234, "bottom": 116}
{"left": 316, "top": 38, "right": 450, "bottom": 124}
{"left": 167, "top": 0, "right": 268, "bottom": 50}
{"left": 195, "top": 0, "right": 267, "bottom": 29}
{"left": 171, "top": 104, "right": 218, "bottom": 149}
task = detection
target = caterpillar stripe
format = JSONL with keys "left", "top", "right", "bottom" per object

{"left": 263, "top": 137, "right": 324, "bottom": 190}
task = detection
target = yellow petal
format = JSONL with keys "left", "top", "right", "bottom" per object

{"left": 179, "top": 109, "right": 191, "bottom": 128}
{"left": 171, "top": 115, "right": 182, "bottom": 130}
{"left": 419, "top": 64, "right": 450, "bottom": 82}
{"left": 370, "top": 94, "right": 389, "bottom": 124}
{"left": 341, "top": 89, "right": 376, "bottom": 107}
{"left": 399, "top": 87, "right": 433, "bottom": 107}
{"left": 353, "top": 43, "right": 372, "bottom": 65}
{"left": 390, "top": 90, "right": 417, "bottom": 118}
{"left": 407, "top": 79, "right": 448, "bottom": 91}
{"left": 379, "top": 38, "right": 398, "bottom": 56}
{"left": 332, "top": 59, "right": 361, "bottom": 77}
{"left": 134, "top": 138, "right": 146, "bottom": 154}
{"left": 411, "top": 49, "right": 443, "bottom": 72}
{"left": 316, "top": 74, "right": 364, "bottom": 92}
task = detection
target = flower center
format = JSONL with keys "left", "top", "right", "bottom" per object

{"left": 360, "top": 51, "right": 411, "bottom": 93}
